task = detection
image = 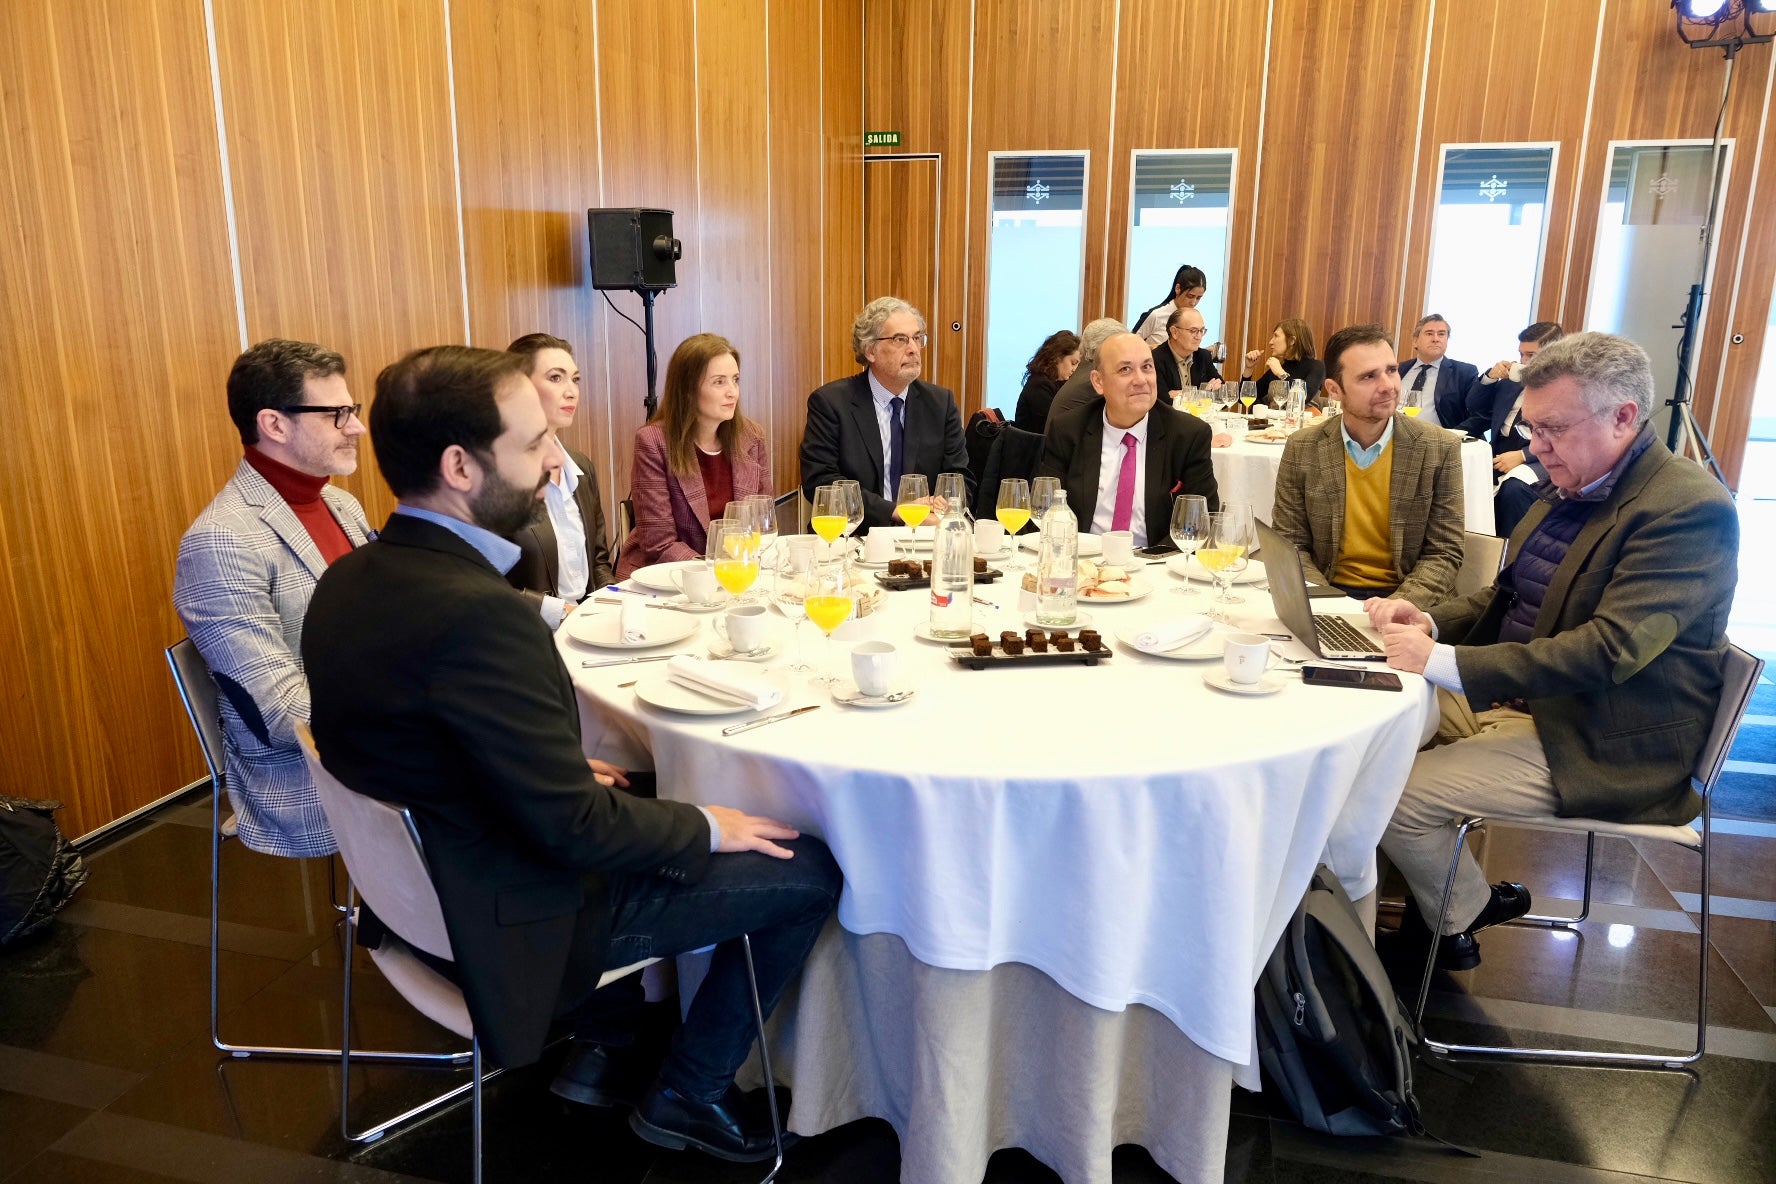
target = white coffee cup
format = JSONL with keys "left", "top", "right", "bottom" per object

{"left": 1223, "top": 632, "right": 1274, "bottom": 685}
{"left": 864, "top": 531, "right": 895, "bottom": 563}
{"left": 1100, "top": 530, "right": 1135, "bottom": 567}
{"left": 674, "top": 563, "right": 721, "bottom": 605}
{"left": 851, "top": 640, "right": 898, "bottom": 697}
{"left": 1508, "top": 362, "right": 1525, "bottom": 383}
{"left": 717, "top": 604, "right": 769, "bottom": 653}
{"left": 974, "top": 520, "right": 1005, "bottom": 554}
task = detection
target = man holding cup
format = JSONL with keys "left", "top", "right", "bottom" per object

{"left": 1477, "top": 321, "right": 1565, "bottom": 538}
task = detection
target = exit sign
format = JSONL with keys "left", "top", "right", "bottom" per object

{"left": 865, "top": 130, "right": 901, "bottom": 147}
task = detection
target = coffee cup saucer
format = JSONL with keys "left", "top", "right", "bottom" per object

{"left": 831, "top": 681, "right": 915, "bottom": 708}
{"left": 1201, "top": 669, "right": 1286, "bottom": 696}
{"left": 708, "top": 638, "right": 780, "bottom": 662}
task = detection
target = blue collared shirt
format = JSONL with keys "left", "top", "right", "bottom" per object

{"left": 391, "top": 505, "right": 522, "bottom": 574}
{"left": 1340, "top": 417, "right": 1395, "bottom": 470}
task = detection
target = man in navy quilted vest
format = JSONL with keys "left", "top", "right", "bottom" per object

{"left": 1363, "top": 332, "right": 1738, "bottom": 970}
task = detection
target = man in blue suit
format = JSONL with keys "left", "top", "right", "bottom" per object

{"left": 1397, "top": 314, "right": 1487, "bottom": 436}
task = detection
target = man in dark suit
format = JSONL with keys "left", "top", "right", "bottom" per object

{"left": 1150, "top": 306, "right": 1223, "bottom": 399}
{"left": 1475, "top": 322, "right": 1565, "bottom": 538}
{"left": 1368, "top": 332, "right": 1737, "bottom": 970}
{"left": 1397, "top": 314, "right": 1487, "bottom": 435}
{"left": 799, "top": 296, "right": 971, "bottom": 528}
{"left": 1038, "top": 332, "right": 1219, "bottom": 548}
{"left": 304, "top": 345, "right": 840, "bottom": 1163}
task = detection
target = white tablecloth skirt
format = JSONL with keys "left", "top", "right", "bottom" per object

{"left": 1211, "top": 435, "right": 1495, "bottom": 534}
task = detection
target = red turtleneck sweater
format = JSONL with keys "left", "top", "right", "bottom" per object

{"left": 243, "top": 447, "right": 353, "bottom": 565}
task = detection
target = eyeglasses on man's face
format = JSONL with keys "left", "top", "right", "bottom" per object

{"left": 1176, "top": 325, "right": 1208, "bottom": 338}
{"left": 280, "top": 403, "right": 363, "bottom": 430}
{"left": 876, "top": 332, "right": 929, "bottom": 349}
{"left": 1521, "top": 408, "right": 1606, "bottom": 443}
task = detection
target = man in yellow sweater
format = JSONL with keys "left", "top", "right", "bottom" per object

{"left": 1271, "top": 324, "right": 1466, "bottom": 606}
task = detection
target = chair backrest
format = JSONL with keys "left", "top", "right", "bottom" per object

{"left": 1695, "top": 644, "right": 1763, "bottom": 793}
{"left": 166, "top": 639, "right": 225, "bottom": 785}
{"left": 1454, "top": 532, "right": 1506, "bottom": 598}
{"left": 295, "top": 721, "right": 455, "bottom": 962}
{"left": 773, "top": 487, "right": 805, "bottom": 534}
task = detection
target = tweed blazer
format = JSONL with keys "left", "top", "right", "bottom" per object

{"left": 1429, "top": 433, "right": 1737, "bottom": 825}
{"left": 508, "top": 444, "right": 616, "bottom": 599}
{"left": 618, "top": 423, "right": 771, "bottom": 579}
{"left": 173, "top": 459, "right": 371, "bottom": 857}
{"left": 1269, "top": 413, "right": 1466, "bottom": 606}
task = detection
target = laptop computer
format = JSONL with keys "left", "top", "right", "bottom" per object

{"left": 1255, "top": 520, "right": 1388, "bottom": 661}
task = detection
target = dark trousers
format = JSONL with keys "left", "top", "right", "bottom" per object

{"left": 559, "top": 834, "right": 841, "bottom": 1103}
{"left": 1495, "top": 480, "right": 1538, "bottom": 539}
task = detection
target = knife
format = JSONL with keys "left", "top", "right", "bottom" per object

{"left": 581, "top": 654, "right": 676, "bottom": 669}
{"left": 593, "top": 596, "right": 693, "bottom": 613}
{"left": 722, "top": 705, "right": 821, "bottom": 736}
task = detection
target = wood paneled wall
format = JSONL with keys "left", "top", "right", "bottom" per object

{"left": 863, "top": 0, "right": 1776, "bottom": 483}
{"left": 0, "top": 0, "right": 866, "bottom": 837}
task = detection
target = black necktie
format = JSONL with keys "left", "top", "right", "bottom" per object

{"left": 888, "top": 396, "right": 906, "bottom": 493}
{"left": 1411, "top": 364, "right": 1430, "bottom": 393}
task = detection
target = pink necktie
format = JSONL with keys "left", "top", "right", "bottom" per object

{"left": 1111, "top": 432, "right": 1138, "bottom": 531}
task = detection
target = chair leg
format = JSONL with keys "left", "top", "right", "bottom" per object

{"left": 1414, "top": 816, "right": 1481, "bottom": 1027}
{"left": 1517, "top": 832, "right": 1594, "bottom": 927}
{"left": 741, "top": 933, "right": 786, "bottom": 1184}
{"left": 471, "top": 1039, "right": 484, "bottom": 1184}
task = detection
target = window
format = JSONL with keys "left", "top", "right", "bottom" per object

{"left": 1123, "top": 150, "right": 1236, "bottom": 347}
{"left": 1422, "top": 145, "right": 1557, "bottom": 363}
{"left": 983, "top": 153, "right": 1088, "bottom": 416}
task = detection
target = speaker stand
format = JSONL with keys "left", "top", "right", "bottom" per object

{"left": 638, "top": 288, "right": 660, "bottom": 420}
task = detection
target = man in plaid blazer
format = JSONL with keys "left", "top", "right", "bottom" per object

{"left": 174, "top": 340, "right": 371, "bottom": 858}
{"left": 1270, "top": 324, "right": 1466, "bottom": 607}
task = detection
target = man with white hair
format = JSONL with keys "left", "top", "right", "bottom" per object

{"left": 1043, "top": 317, "right": 1131, "bottom": 432}
{"left": 800, "top": 296, "right": 971, "bottom": 528}
{"left": 1367, "top": 332, "right": 1738, "bottom": 970}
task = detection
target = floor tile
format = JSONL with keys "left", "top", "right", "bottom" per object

{"left": 1634, "top": 832, "right": 1776, "bottom": 903}
{"left": 1463, "top": 830, "right": 1680, "bottom": 912}
{"left": 0, "top": 1092, "right": 94, "bottom": 1183}
{"left": 1699, "top": 914, "right": 1776, "bottom": 1010}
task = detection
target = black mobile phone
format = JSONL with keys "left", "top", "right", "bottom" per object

{"left": 1300, "top": 665, "right": 1404, "bottom": 692}
{"left": 1135, "top": 543, "right": 1177, "bottom": 558}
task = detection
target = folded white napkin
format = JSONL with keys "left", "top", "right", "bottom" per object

{"left": 619, "top": 598, "right": 649, "bottom": 644}
{"left": 666, "top": 655, "right": 783, "bottom": 710}
{"left": 1134, "top": 616, "right": 1213, "bottom": 652}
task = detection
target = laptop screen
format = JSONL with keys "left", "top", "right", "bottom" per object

{"left": 1256, "top": 519, "right": 1328, "bottom": 659}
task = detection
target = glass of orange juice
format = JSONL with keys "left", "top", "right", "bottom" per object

{"left": 707, "top": 519, "right": 760, "bottom": 603}
{"left": 802, "top": 562, "right": 855, "bottom": 688}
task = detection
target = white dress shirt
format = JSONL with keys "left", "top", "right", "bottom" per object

{"left": 1090, "top": 410, "right": 1151, "bottom": 546}
{"left": 542, "top": 436, "right": 590, "bottom": 602}
{"left": 867, "top": 370, "right": 910, "bottom": 500}
{"left": 1401, "top": 358, "right": 1443, "bottom": 428}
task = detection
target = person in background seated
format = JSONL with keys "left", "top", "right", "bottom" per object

{"left": 1043, "top": 317, "right": 1134, "bottom": 432}
{"left": 1131, "top": 263, "right": 1208, "bottom": 348}
{"left": 1151, "top": 306, "right": 1224, "bottom": 400}
{"left": 1012, "top": 329, "right": 1081, "bottom": 433}
{"left": 619, "top": 333, "right": 771, "bottom": 580}
{"left": 174, "top": 339, "right": 370, "bottom": 858}
{"left": 1395, "top": 314, "right": 1486, "bottom": 435}
{"left": 1367, "top": 332, "right": 1736, "bottom": 972}
{"left": 1477, "top": 321, "right": 1565, "bottom": 539}
{"left": 1039, "top": 332, "right": 1219, "bottom": 548}
{"left": 504, "top": 334, "right": 615, "bottom": 625}
{"left": 800, "top": 296, "right": 972, "bottom": 528}
{"left": 304, "top": 345, "right": 840, "bottom": 1162}
{"left": 1244, "top": 318, "right": 1325, "bottom": 407}
{"left": 1270, "top": 324, "right": 1465, "bottom": 605}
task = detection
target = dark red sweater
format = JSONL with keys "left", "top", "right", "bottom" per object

{"left": 243, "top": 448, "right": 353, "bottom": 564}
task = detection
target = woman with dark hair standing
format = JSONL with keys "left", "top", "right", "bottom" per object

{"left": 1132, "top": 264, "right": 1207, "bottom": 347}
{"left": 505, "top": 333, "right": 616, "bottom": 626}
{"left": 1244, "top": 318, "right": 1326, "bottom": 405}
{"left": 1012, "top": 330, "right": 1081, "bottom": 433}
{"left": 618, "top": 333, "right": 771, "bottom": 580}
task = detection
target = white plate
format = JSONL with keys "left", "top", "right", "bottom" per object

{"left": 633, "top": 671, "right": 789, "bottom": 716}
{"left": 1114, "top": 626, "right": 1223, "bottom": 660}
{"left": 630, "top": 560, "right": 705, "bottom": 593}
{"left": 565, "top": 610, "right": 700, "bottom": 650}
{"left": 1078, "top": 576, "right": 1153, "bottom": 605}
{"left": 708, "top": 638, "right": 781, "bottom": 663}
{"left": 1169, "top": 554, "right": 1268, "bottom": 585}
{"left": 1020, "top": 533, "right": 1103, "bottom": 557}
{"left": 830, "top": 681, "right": 915, "bottom": 709}
{"left": 912, "top": 621, "right": 979, "bottom": 644}
{"left": 1023, "top": 610, "right": 1094, "bottom": 629}
{"left": 1201, "top": 669, "right": 1287, "bottom": 696}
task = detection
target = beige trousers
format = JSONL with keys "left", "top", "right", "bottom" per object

{"left": 1379, "top": 689, "right": 1560, "bottom": 934}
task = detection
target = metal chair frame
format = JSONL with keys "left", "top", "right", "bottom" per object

{"left": 1412, "top": 645, "right": 1761, "bottom": 1071}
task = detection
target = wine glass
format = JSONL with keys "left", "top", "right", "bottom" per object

{"left": 1202, "top": 507, "right": 1254, "bottom": 619}
{"left": 707, "top": 518, "right": 760, "bottom": 602}
{"left": 835, "top": 479, "right": 865, "bottom": 551}
{"left": 934, "top": 471, "right": 968, "bottom": 515}
{"left": 810, "top": 485, "right": 848, "bottom": 563}
{"left": 1168, "top": 494, "right": 1209, "bottom": 598}
{"left": 742, "top": 494, "right": 777, "bottom": 566}
{"left": 894, "top": 474, "right": 931, "bottom": 560}
{"left": 775, "top": 540, "right": 815, "bottom": 672}
{"left": 803, "top": 561, "right": 855, "bottom": 689}
{"left": 1029, "top": 476, "right": 1061, "bottom": 559}
{"left": 996, "top": 479, "right": 1031, "bottom": 569}
{"left": 1238, "top": 381, "right": 1258, "bottom": 417}
{"left": 1401, "top": 386, "right": 1423, "bottom": 418}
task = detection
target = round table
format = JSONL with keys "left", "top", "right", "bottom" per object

{"left": 559, "top": 568, "right": 1432, "bottom": 1184}
{"left": 1211, "top": 432, "right": 1496, "bottom": 533}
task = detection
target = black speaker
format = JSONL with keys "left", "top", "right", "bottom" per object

{"left": 587, "top": 208, "right": 681, "bottom": 290}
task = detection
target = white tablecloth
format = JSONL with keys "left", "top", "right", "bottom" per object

{"left": 1211, "top": 433, "right": 1495, "bottom": 534}
{"left": 559, "top": 577, "right": 1432, "bottom": 1181}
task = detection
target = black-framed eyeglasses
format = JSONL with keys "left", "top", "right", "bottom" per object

{"left": 876, "top": 332, "right": 929, "bottom": 348}
{"left": 279, "top": 403, "right": 362, "bottom": 429}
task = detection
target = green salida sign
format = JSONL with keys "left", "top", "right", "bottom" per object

{"left": 865, "top": 130, "right": 901, "bottom": 147}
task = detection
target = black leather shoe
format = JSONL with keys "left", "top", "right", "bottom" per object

{"left": 1399, "top": 898, "right": 1481, "bottom": 971}
{"left": 1469, "top": 881, "right": 1533, "bottom": 933}
{"left": 629, "top": 1083, "right": 789, "bottom": 1163}
{"left": 549, "top": 1042, "right": 655, "bottom": 1109}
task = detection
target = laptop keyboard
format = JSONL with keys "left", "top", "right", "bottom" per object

{"left": 1315, "top": 615, "right": 1382, "bottom": 654}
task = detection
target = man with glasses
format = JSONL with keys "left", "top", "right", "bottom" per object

{"left": 800, "top": 296, "right": 972, "bottom": 529}
{"left": 1150, "top": 306, "right": 1224, "bottom": 399}
{"left": 1366, "top": 332, "right": 1738, "bottom": 971}
{"left": 173, "top": 339, "right": 370, "bottom": 857}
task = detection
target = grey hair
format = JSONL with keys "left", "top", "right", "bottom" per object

{"left": 1078, "top": 318, "right": 1126, "bottom": 367}
{"left": 851, "top": 297, "right": 926, "bottom": 365}
{"left": 1521, "top": 331, "right": 1654, "bottom": 426}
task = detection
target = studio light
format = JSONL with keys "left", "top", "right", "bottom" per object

{"left": 1679, "top": 0, "right": 1728, "bottom": 16}
{"left": 1674, "top": 0, "right": 1776, "bottom": 47}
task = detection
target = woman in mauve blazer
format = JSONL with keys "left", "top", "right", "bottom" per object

{"left": 618, "top": 333, "right": 772, "bottom": 579}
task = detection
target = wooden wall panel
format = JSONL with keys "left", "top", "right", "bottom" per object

{"left": 448, "top": 0, "right": 614, "bottom": 516}
{"left": 962, "top": 0, "right": 1118, "bottom": 408}
{"left": 1708, "top": 69, "right": 1776, "bottom": 483}
{"left": 771, "top": 0, "right": 829, "bottom": 490}
{"left": 0, "top": 0, "right": 242, "bottom": 836}
{"left": 822, "top": 0, "right": 867, "bottom": 384}
{"left": 863, "top": 157, "right": 942, "bottom": 337}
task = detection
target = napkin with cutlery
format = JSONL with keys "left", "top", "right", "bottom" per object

{"left": 666, "top": 655, "right": 782, "bottom": 710}
{"left": 620, "top": 597, "right": 649, "bottom": 644}
{"left": 1134, "top": 615, "right": 1213, "bottom": 652}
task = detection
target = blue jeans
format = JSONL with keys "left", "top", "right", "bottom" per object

{"left": 573, "top": 835, "right": 841, "bottom": 1102}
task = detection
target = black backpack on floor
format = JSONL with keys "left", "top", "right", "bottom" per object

{"left": 1255, "top": 864, "right": 1424, "bottom": 1137}
{"left": 0, "top": 796, "right": 89, "bottom": 945}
